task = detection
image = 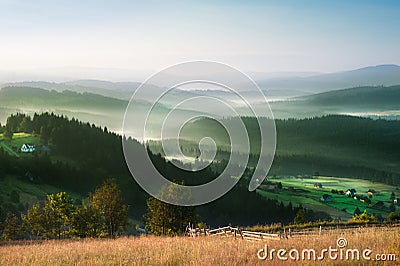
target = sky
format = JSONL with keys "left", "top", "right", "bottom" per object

{"left": 0, "top": 0, "right": 399, "bottom": 80}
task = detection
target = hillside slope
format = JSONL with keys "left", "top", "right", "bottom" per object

{"left": 299, "top": 85, "right": 400, "bottom": 109}
{"left": 259, "top": 64, "right": 400, "bottom": 94}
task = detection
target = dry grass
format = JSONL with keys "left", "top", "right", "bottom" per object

{"left": 1, "top": 227, "right": 399, "bottom": 265}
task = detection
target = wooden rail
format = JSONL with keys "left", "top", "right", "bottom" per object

{"left": 185, "top": 225, "right": 280, "bottom": 241}
{"left": 185, "top": 223, "right": 400, "bottom": 241}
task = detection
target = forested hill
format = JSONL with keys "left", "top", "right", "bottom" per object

{"left": 0, "top": 113, "right": 313, "bottom": 226}
{"left": 299, "top": 85, "right": 400, "bottom": 109}
{"left": 0, "top": 86, "right": 127, "bottom": 109}
{"left": 174, "top": 115, "right": 400, "bottom": 185}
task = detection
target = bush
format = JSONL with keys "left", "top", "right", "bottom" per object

{"left": 349, "top": 210, "right": 378, "bottom": 223}
{"left": 385, "top": 212, "right": 400, "bottom": 223}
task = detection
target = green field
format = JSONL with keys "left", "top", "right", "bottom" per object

{"left": 257, "top": 176, "right": 400, "bottom": 220}
{"left": 0, "top": 175, "right": 83, "bottom": 210}
{"left": 0, "top": 133, "right": 40, "bottom": 157}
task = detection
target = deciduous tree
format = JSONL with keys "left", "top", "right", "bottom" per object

{"left": 2, "top": 212, "right": 19, "bottom": 240}
{"left": 144, "top": 183, "right": 197, "bottom": 236}
{"left": 89, "top": 178, "right": 128, "bottom": 238}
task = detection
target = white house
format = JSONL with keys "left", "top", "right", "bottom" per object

{"left": 21, "top": 144, "right": 36, "bottom": 153}
{"left": 346, "top": 189, "right": 356, "bottom": 197}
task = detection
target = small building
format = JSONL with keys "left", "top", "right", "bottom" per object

{"left": 346, "top": 189, "right": 357, "bottom": 197}
{"left": 288, "top": 186, "right": 295, "bottom": 191}
{"left": 21, "top": 144, "right": 35, "bottom": 153}
{"left": 321, "top": 194, "right": 333, "bottom": 202}
{"left": 314, "top": 183, "right": 323, "bottom": 189}
{"left": 359, "top": 195, "right": 371, "bottom": 204}
{"left": 353, "top": 195, "right": 361, "bottom": 200}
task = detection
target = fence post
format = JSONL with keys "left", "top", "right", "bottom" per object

{"left": 185, "top": 223, "right": 190, "bottom": 236}
{"left": 319, "top": 226, "right": 322, "bottom": 235}
{"left": 289, "top": 228, "right": 292, "bottom": 237}
{"left": 238, "top": 228, "right": 244, "bottom": 239}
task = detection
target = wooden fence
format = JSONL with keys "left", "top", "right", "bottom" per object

{"left": 185, "top": 225, "right": 280, "bottom": 241}
{"left": 185, "top": 223, "right": 400, "bottom": 241}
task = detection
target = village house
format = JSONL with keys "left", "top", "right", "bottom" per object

{"left": 351, "top": 194, "right": 371, "bottom": 204}
{"left": 314, "top": 183, "right": 323, "bottom": 189}
{"left": 320, "top": 194, "right": 333, "bottom": 202}
{"left": 346, "top": 189, "right": 357, "bottom": 197}
{"left": 21, "top": 144, "right": 35, "bottom": 153}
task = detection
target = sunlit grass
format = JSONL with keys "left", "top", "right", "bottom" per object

{"left": 1, "top": 227, "right": 398, "bottom": 265}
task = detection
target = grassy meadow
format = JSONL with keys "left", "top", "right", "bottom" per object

{"left": 258, "top": 176, "right": 399, "bottom": 219}
{"left": 0, "top": 227, "right": 398, "bottom": 265}
{"left": 0, "top": 133, "right": 39, "bottom": 157}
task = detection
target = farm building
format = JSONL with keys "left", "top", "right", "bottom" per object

{"left": 314, "top": 183, "right": 323, "bottom": 189}
{"left": 394, "top": 198, "right": 400, "bottom": 205}
{"left": 359, "top": 195, "right": 371, "bottom": 204}
{"left": 320, "top": 194, "right": 333, "bottom": 202}
{"left": 21, "top": 144, "right": 35, "bottom": 153}
{"left": 346, "top": 189, "right": 357, "bottom": 197}
{"left": 287, "top": 186, "right": 295, "bottom": 191}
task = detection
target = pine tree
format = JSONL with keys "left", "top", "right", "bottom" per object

{"left": 294, "top": 208, "right": 305, "bottom": 224}
{"left": 390, "top": 192, "right": 395, "bottom": 200}
{"left": 353, "top": 207, "right": 362, "bottom": 216}
{"left": 3, "top": 127, "right": 13, "bottom": 141}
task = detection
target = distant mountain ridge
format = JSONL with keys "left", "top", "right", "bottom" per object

{"left": 298, "top": 85, "right": 400, "bottom": 109}
{"left": 2, "top": 64, "right": 400, "bottom": 99}
{"left": 1, "top": 65, "right": 399, "bottom": 125}
{"left": 260, "top": 64, "right": 400, "bottom": 96}
{"left": 0, "top": 80, "right": 143, "bottom": 100}
{"left": 0, "top": 86, "right": 127, "bottom": 108}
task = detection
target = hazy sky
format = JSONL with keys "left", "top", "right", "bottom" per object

{"left": 1, "top": 0, "right": 399, "bottom": 77}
